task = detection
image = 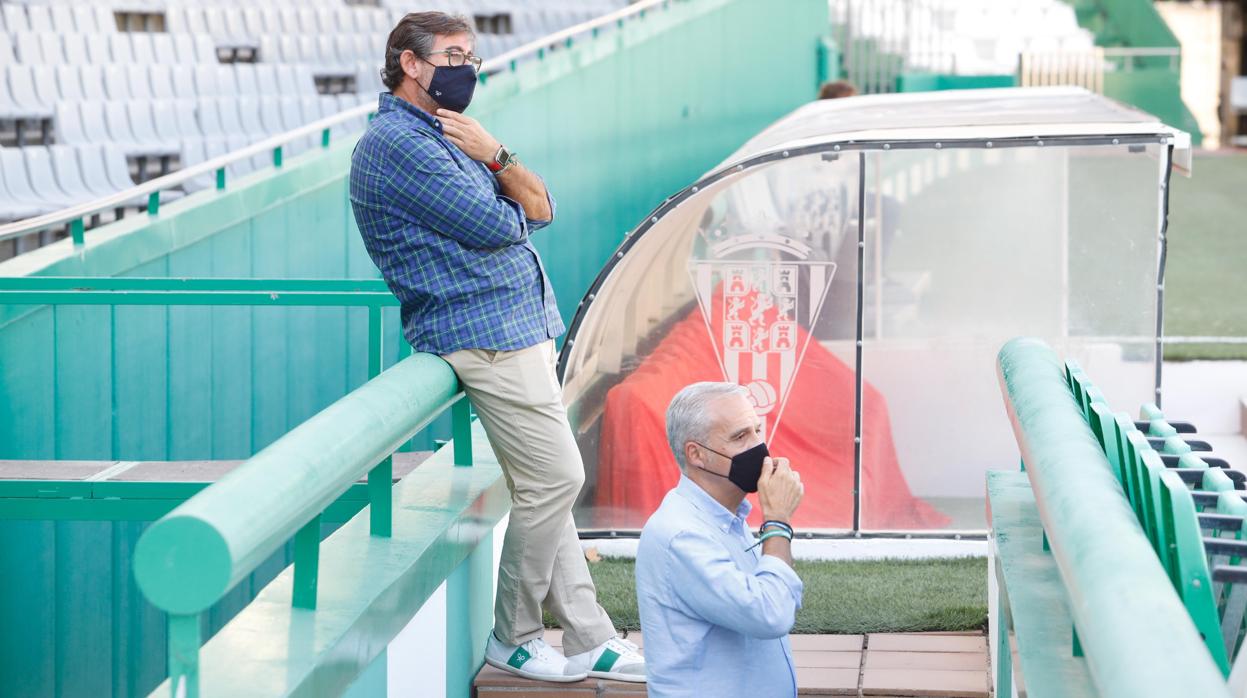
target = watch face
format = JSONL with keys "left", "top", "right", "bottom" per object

{"left": 496, "top": 148, "right": 512, "bottom": 168}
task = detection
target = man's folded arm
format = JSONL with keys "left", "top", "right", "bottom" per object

{"left": 668, "top": 530, "right": 804, "bottom": 640}
{"left": 385, "top": 136, "right": 529, "bottom": 250}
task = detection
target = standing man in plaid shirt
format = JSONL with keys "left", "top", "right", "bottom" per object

{"left": 349, "top": 12, "right": 645, "bottom": 684}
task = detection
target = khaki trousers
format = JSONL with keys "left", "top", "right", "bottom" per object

{"left": 440, "top": 339, "right": 616, "bottom": 655}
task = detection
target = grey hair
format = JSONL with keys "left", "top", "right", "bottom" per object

{"left": 665, "top": 382, "right": 749, "bottom": 471}
{"left": 381, "top": 12, "right": 476, "bottom": 91}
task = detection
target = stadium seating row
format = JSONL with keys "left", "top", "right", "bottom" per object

{"left": 0, "top": 92, "right": 369, "bottom": 221}
{"left": 0, "top": 5, "right": 117, "bottom": 35}
{"left": 0, "top": 63, "right": 320, "bottom": 120}
{"left": 0, "top": 32, "right": 218, "bottom": 66}
{"left": 54, "top": 94, "right": 367, "bottom": 158}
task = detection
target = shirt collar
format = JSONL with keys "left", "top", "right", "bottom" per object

{"left": 675, "top": 474, "right": 751, "bottom": 531}
{"left": 377, "top": 92, "right": 444, "bottom": 133}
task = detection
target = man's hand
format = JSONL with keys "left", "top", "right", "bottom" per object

{"left": 757, "top": 457, "right": 803, "bottom": 523}
{"left": 437, "top": 109, "right": 502, "bottom": 163}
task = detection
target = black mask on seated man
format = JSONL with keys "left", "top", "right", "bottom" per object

{"left": 693, "top": 441, "right": 770, "bottom": 493}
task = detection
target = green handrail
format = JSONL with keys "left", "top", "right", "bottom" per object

{"left": 133, "top": 353, "right": 473, "bottom": 695}
{"left": 996, "top": 337, "right": 1229, "bottom": 697}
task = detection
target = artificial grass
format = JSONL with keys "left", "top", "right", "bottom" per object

{"left": 1162, "top": 152, "right": 1247, "bottom": 361}
{"left": 545, "top": 556, "right": 988, "bottom": 635}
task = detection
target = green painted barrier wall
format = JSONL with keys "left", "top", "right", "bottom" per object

{"left": 1064, "top": 0, "right": 1203, "bottom": 144}
{"left": 895, "top": 73, "right": 1017, "bottom": 92}
{"left": 0, "top": 1, "right": 831, "bottom": 695}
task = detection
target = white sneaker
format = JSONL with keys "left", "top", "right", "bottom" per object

{"left": 566, "top": 635, "right": 646, "bottom": 682}
{"left": 484, "top": 632, "right": 588, "bottom": 683}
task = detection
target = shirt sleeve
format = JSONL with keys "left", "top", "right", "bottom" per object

{"left": 522, "top": 175, "right": 556, "bottom": 232}
{"left": 384, "top": 132, "right": 530, "bottom": 250}
{"left": 667, "top": 529, "right": 804, "bottom": 640}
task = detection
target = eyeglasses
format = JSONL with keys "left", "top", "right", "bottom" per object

{"left": 426, "top": 48, "right": 483, "bottom": 72}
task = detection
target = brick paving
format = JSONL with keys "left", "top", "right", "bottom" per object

{"left": 473, "top": 630, "right": 990, "bottom": 698}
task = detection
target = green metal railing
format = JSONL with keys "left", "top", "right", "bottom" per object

{"left": 134, "top": 353, "right": 472, "bottom": 696}
{"left": 995, "top": 337, "right": 1229, "bottom": 697}
{"left": 0, "top": 279, "right": 479, "bottom": 697}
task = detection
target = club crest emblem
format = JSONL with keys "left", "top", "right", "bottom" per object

{"left": 690, "top": 233, "right": 836, "bottom": 439}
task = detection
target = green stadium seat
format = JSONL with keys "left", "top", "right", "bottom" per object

{"left": 1158, "top": 470, "right": 1231, "bottom": 674}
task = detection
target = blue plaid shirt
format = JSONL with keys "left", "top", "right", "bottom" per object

{"left": 349, "top": 93, "right": 563, "bottom": 354}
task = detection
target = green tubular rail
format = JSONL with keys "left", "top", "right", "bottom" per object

{"left": 133, "top": 352, "right": 474, "bottom": 696}
{"left": 133, "top": 353, "right": 465, "bottom": 615}
{"left": 997, "top": 337, "right": 1229, "bottom": 697}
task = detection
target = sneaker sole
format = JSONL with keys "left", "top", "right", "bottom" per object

{"left": 484, "top": 656, "right": 588, "bottom": 683}
{"left": 587, "top": 669, "right": 647, "bottom": 683}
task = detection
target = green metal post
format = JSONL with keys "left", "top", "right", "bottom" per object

{"left": 1073, "top": 626, "right": 1083, "bottom": 657}
{"left": 445, "top": 531, "right": 494, "bottom": 698}
{"left": 365, "top": 304, "right": 392, "bottom": 536}
{"left": 273, "top": 146, "right": 283, "bottom": 168}
{"left": 369, "top": 457, "right": 392, "bottom": 538}
{"left": 147, "top": 191, "right": 160, "bottom": 216}
{"left": 321, "top": 128, "right": 331, "bottom": 148}
{"left": 215, "top": 167, "right": 225, "bottom": 190}
{"left": 292, "top": 513, "right": 321, "bottom": 610}
{"left": 996, "top": 592, "right": 1012, "bottom": 698}
{"left": 453, "top": 397, "right": 473, "bottom": 466}
{"left": 168, "top": 613, "right": 201, "bottom": 698}
{"left": 367, "top": 304, "right": 382, "bottom": 379}
{"left": 69, "top": 217, "right": 84, "bottom": 246}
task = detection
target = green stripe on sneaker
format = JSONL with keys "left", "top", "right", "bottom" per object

{"left": 592, "top": 648, "right": 621, "bottom": 673}
{"left": 507, "top": 646, "right": 532, "bottom": 670}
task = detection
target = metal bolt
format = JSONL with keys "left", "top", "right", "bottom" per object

{"left": 935, "top": 142, "right": 942, "bottom": 149}
{"left": 691, "top": 186, "right": 699, "bottom": 193}
{"left": 883, "top": 143, "right": 891, "bottom": 150}
{"left": 1112, "top": 138, "right": 1119, "bottom": 145}
{"left": 587, "top": 293, "right": 595, "bottom": 301}
{"left": 1193, "top": 578, "right": 1202, "bottom": 588}
{"left": 986, "top": 141, "right": 993, "bottom": 148}
{"left": 834, "top": 144, "right": 841, "bottom": 151}
{"left": 651, "top": 216, "right": 658, "bottom": 223}
{"left": 735, "top": 165, "right": 744, "bottom": 172}
{"left": 782, "top": 150, "right": 789, "bottom": 158}
{"left": 1037, "top": 141, "right": 1044, "bottom": 147}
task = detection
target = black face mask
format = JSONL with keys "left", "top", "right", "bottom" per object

{"left": 420, "top": 63, "right": 477, "bottom": 113}
{"left": 694, "top": 441, "right": 770, "bottom": 493}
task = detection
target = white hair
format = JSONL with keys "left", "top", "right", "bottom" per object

{"left": 665, "top": 382, "right": 748, "bottom": 471}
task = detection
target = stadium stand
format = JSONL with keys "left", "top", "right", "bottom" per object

{"left": 0, "top": 0, "right": 625, "bottom": 258}
{"left": 829, "top": 0, "right": 1094, "bottom": 77}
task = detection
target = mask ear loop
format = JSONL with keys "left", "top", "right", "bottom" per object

{"left": 692, "top": 442, "right": 734, "bottom": 482}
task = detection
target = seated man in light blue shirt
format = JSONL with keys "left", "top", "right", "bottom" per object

{"left": 636, "top": 382, "right": 806, "bottom": 697}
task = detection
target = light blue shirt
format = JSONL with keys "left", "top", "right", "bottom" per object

{"left": 636, "top": 475, "right": 804, "bottom": 698}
